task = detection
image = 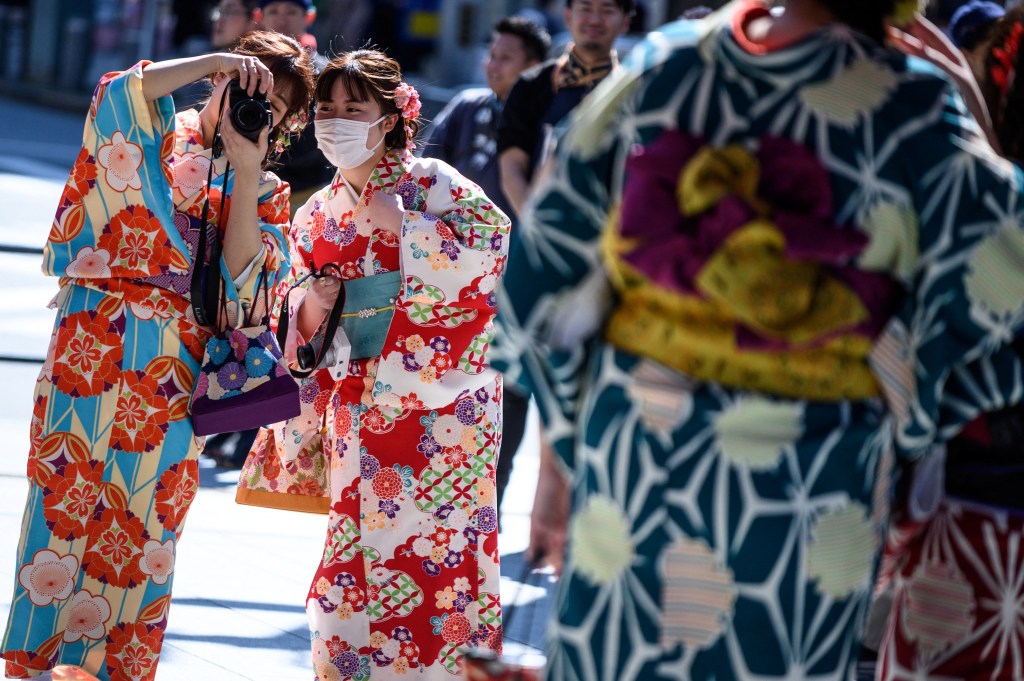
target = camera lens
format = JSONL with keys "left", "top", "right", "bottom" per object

{"left": 228, "top": 79, "right": 270, "bottom": 141}
{"left": 296, "top": 343, "right": 317, "bottom": 370}
{"left": 234, "top": 101, "right": 266, "bottom": 131}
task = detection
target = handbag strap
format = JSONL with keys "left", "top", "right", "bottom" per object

{"left": 276, "top": 264, "right": 348, "bottom": 378}
{"left": 190, "top": 155, "right": 231, "bottom": 328}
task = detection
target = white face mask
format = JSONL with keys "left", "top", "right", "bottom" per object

{"left": 315, "top": 115, "right": 388, "bottom": 169}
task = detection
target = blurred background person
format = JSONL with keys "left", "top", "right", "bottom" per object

{"left": 499, "top": 1, "right": 1024, "bottom": 680}
{"left": 497, "top": 0, "right": 634, "bottom": 219}
{"left": 256, "top": 0, "right": 325, "bottom": 63}
{"left": 211, "top": 0, "right": 260, "bottom": 49}
{"left": 947, "top": 0, "right": 1006, "bottom": 81}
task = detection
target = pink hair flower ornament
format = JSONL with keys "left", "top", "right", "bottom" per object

{"left": 394, "top": 82, "right": 422, "bottom": 121}
{"left": 394, "top": 82, "right": 421, "bottom": 153}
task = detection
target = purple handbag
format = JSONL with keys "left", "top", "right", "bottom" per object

{"left": 187, "top": 152, "right": 299, "bottom": 436}
{"left": 189, "top": 308, "right": 301, "bottom": 436}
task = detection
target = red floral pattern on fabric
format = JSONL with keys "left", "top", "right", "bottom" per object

{"left": 154, "top": 460, "right": 199, "bottom": 533}
{"left": 109, "top": 370, "right": 170, "bottom": 453}
{"left": 83, "top": 508, "right": 149, "bottom": 589}
{"left": 97, "top": 205, "right": 174, "bottom": 277}
{"left": 42, "top": 460, "right": 106, "bottom": 542}
{"left": 105, "top": 621, "right": 163, "bottom": 681}
{"left": 3, "top": 650, "right": 53, "bottom": 677}
{"left": 52, "top": 310, "right": 124, "bottom": 398}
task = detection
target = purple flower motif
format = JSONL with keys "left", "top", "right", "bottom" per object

{"left": 371, "top": 649, "right": 392, "bottom": 667}
{"left": 422, "top": 559, "right": 441, "bottom": 577}
{"left": 317, "top": 595, "right": 337, "bottom": 613}
{"left": 417, "top": 434, "right": 442, "bottom": 458}
{"left": 463, "top": 526, "right": 479, "bottom": 546}
{"left": 440, "top": 239, "right": 459, "bottom": 260}
{"left": 474, "top": 387, "right": 490, "bottom": 404}
{"left": 217, "top": 362, "right": 247, "bottom": 390}
{"left": 361, "top": 454, "right": 380, "bottom": 479}
{"left": 444, "top": 550, "right": 463, "bottom": 568}
{"left": 477, "top": 506, "right": 497, "bottom": 533}
{"left": 392, "top": 626, "right": 412, "bottom": 642}
{"left": 341, "top": 220, "right": 357, "bottom": 246}
{"left": 455, "top": 399, "right": 476, "bottom": 426}
{"left": 299, "top": 379, "right": 320, "bottom": 404}
{"left": 334, "top": 651, "right": 361, "bottom": 676}
{"left": 324, "top": 217, "right": 340, "bottom": 243}
{"left": 453, "top": 591, "right": 473, "bottom": 612}
{"left": 434, "top": 503, "right": 454, "bottom": 521}
{"left": 256, "top": 329, "right": 277, "bottom": 351}
{"left": 486, "top": 291, "right": 497, "bottom": 308}
{"left": 490, "top": 232, "right": 504, "bottom": 252}
{"left": 397, "top": 181, "right": 417, "bottom": 209}
{"left": 229, "top": 329, "right": 250, "bottom": 362}
{"left": 402, "top": 353, "right": 421, "bottom": 371}
{"left": 379, "top": 499, "right": 399, "bottom": 518}
{"left": 429, "top": 337, "right": 450, "bottom": 353}
{"left": 194, "top": 371, "right": 209, "bottom": 398}
{"left": 336, "top": 572, "right": 356, "bottom": 587}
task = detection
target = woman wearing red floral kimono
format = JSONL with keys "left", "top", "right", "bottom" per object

{"left": 1, "top": 33, "right": 313, "bottom": 680}
{"left": 238, "top": 50, "right": 510, "bottom": 680}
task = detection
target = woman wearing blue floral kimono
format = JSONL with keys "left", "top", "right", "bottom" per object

{"left": 1, "top": 33, "right": 313, "bottom": 679}
{"left": 499, "top": 1, "right": 1024, "bottom": 680}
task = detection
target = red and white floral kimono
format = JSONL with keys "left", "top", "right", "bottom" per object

{"left": 243, "top": 149, "right": 509, "bottom": 680}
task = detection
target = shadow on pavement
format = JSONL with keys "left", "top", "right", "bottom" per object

{"left": 499, "top": 551, "right": 555, "bottom": 651}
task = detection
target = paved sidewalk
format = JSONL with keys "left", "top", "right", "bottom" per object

{"left": 0, "top": 163, "right": 553, "bottom": 679}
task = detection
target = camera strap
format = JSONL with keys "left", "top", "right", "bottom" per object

{"left": 189, "top": 154, "right": 230, "bottom": 328}
{"left": 276, "top": 265, "right": 348, "bottom": 378}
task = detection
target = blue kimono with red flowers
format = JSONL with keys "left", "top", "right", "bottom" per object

{"left": 498, "top": 3, "right": 1024, "bottom": 680}
{"left": 2, "top": 63, "right": 291, "bottom": 679}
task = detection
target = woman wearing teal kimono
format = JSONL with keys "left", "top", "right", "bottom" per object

{"left": 1, "top": 33, "right": 313, "bottom": 679}
{"left": 500, "top": 1, "right": 1024, "bottom": 680}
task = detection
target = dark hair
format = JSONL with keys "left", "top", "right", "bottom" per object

{"left": 494, "top": 16, "right": 552, "bottom": 63}
{"left": 925, "top": 0, "right": 970, "bottom": 26}
{"left": 315, "top": 49, "right": 421, "bottom": 152}
{"left": 816, "top": 0, "right": 896, "bottom": 44}
{"left": 232, "top": 31, "right": 315, "bottom": 156}
{"left": 958, "top": 17, "right": 1001, "bottom": 50}
{"left": 565, "top": 0, "right": 636, "bottom": 15}
{"left": 981, "top": 7, "right": 1024, "bottom": 161}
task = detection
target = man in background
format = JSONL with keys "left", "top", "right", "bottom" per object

{"left": 428, "top": 16, "right": 551, "bottom": 221}
{"left": 255, "top": 0, "right": 332, "bottom": 210}
{"left": 497, "top": 0, "right": 634, "bottom": 219}
{"left": 211, "top": 0, "right": 260, "bottom": 49}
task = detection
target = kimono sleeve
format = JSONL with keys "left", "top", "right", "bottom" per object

{"left": 373, "top": 165, "right": 510, "bottom": 404}
{"left": 497, "top": 65, "right": 643, "bottom": 472}
{"left": 43, "top": 61, "right": 183, "bottom": 277}
{"left": 871, "top": 80, "right": 1024, "bottom": 459}
{"left": 218, "top": 173, "right": 293, "bottom": 319}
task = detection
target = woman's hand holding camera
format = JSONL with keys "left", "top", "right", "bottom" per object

{"left": 215, "top": 54, "right": 273, "bottom": 96}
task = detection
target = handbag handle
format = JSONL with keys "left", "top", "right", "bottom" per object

{"left": 276, "top": 263, "right": 348, "bottom": 378}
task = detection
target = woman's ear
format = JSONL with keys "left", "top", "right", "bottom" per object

{"left": 383, "top": 113, "right": 399, "bottom": 133}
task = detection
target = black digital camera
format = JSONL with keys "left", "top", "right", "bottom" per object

{"left": 227, "top": 78, "right": 272, "bottom": 143}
